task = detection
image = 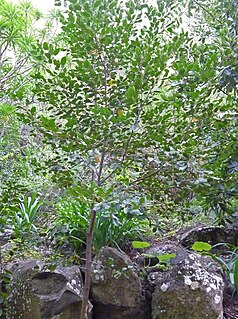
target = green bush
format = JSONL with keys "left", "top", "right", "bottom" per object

{"left": 54, "top": 199, "right": 148, "bottom": 252}
{"left": 13, "top": 193, "right": 43, "bottom": 237}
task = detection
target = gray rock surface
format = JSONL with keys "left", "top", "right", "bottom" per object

{"left": 6, "top": 259, "right": 92, "bottom": 319}
{"left": 179, "top": 225, "right": 228, "bottom": 247}
{"left": 151, "top": 252, "right": 224, "bottom": 319}
{"left": 91, "top": 247, "right": 149, "bottom": 319}
{"left": 3, "top": 245, "right": 226, "bottom": 319}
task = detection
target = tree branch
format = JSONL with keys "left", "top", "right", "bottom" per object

{"left": 99, "top": 113, "right": 139, "bottom": 186}
{"left": 97, "top": 140, "right": 106, "bottom": 186}
{"left": 0, "top": 123, "right": 6, "bottom": 143}
{"left": 0, "top": 42, "right": 10, "bottom": 65}
{"left": 129, "top": 168, "right": 161, "bottom": 186}
{"left": 100, "top": 83, "right": 153, "bottom": 185}
{"left": 0, "top": 58, "right": 31, "bottom": 85}
{"left": 193, "top": 0, "right": 222, "bottom": 24}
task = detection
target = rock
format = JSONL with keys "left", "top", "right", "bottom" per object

{"left": 91, "top": 247, "right": 149, "bottom": 319}
{"left": 137, "top": 241, "right": 188, "bottom": 268}
{"left": 0, "top": 228, "right": 14, "bottom": 245}
{"left": 6, "top": 259, "right": 92, "bottom": 319}
{"left": 225, "top": 221, "right": 238, "bottom": 246}
{"left": 139, "top": 241, "right": 190, "bottom": 294}
{"left": 179, "top": 225, "right": 228, "bottom": 247}
{"left": 151, "top": 252, "right": 224, "bottom": 319}
{"left": 179, "top": 223, "right": 238, "bottom": 250}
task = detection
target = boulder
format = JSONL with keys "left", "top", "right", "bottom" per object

{"left": 137, "top": 241, "right": 188, "bottom": 268}
{"left": 151, "top": 252, "right": 224, "bottom": 319}
{"left": 179, "top": 225, "right": 228, "bottom": 247}
{"left": 139, "top": 241, "right": 190, "bottom": 295}
{"left": 225, "top": 221, "right": 238, "bottom": 246}
{"left": 91, "top": 247, "right": 149, "bottom": 319}
{"left": 6, "top": 259, "right": 92, "bottom": 319}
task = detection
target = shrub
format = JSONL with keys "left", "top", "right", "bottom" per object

{"left": 54, "top": 198, "right": 148, "bottom": 252}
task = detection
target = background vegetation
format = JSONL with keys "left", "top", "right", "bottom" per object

{"left": 1, "top": 0, "right": 238, "bottom": 252}
{"left": 1, "top": 1, "right": 238, "bottom": 315}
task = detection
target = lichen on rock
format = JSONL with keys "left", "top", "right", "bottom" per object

{"left": 151, "top": 252, "right": 224, "bottom": 319}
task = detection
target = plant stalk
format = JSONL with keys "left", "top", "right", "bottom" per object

{"left": 80, "top": 205, "right": 96, "bottom": 319}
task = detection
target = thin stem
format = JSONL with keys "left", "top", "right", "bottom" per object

{"left": 193, "top": 0, "right": 222, "bottom": 24}
{"left": 79, "top": 31, "right": 108, "bottom": 318}
{"left": 97, "top": 141, "right": 106, "bottom": 186}
{"left": 0, "top": 123, "right": 6, "bottom": 143}
{"left": 101, "top": 84, "right": 153, "bottom": 186}
{"left": 0, "top": 59, "right": 31, "bottom": 85}
{"left": 80, "top": 204, "right": 96, "bottom": 319}
{"left": 0, "top": 42, "right": 10, "bottom": 67}
{"left": 129, "top": 168, "right": 161, "bottom": 186}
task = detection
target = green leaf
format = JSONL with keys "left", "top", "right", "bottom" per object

{"left": 157, "top": 253, "right": 176, "bottom": 261}
{"left": 43, "top": 42, "right": 48, "bottom": 50}
{"left": 132, "top": 241, "right": 150, "bottom": 249}
{"left": 40, "top": 116, "right": 58, "bottom": 132}
{"left": 84, "top": 60, "right": 91, "bottom": 68}
{"left": 192, "top": 242, "right": 212, "bottom": 252}
{"left": 126, "top": 86, "right": 137, "bottom": 101}
{"left": 54, "top": 48, "right": 60, "bottom": 55}
{"left": 61, "top": 56, "right": 67, "bottom": 66}
{"left": 233, "top": 259, "right": 238, "bottom": 293}
{"left": 30, "top": 106, "right": 36, "bottom": 115}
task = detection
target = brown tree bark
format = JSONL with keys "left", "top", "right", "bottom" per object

{"left": 80, "top": 206, "right": 96, "bottom": 319}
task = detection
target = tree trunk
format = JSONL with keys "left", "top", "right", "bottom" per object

{"left": 80, "top": 206, "right": 96, "bottom": 319}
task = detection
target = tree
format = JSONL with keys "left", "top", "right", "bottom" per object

{"left": 0, "top": 0, "right": 40, "bottom": 210}
{"left": 0, "top": 0, "right": 59, "bottom": 213}
{"left": 30, "top": 0, "right": 189, "bottom": 317}
{"left": 0, "top": 0, "right": 43, "bottom": 102}
{"left": 183, "top": 0, "right": 238, "bottom": 222}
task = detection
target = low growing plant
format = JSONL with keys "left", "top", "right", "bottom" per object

{"left": 13, "top": 193, "right": 43, "bottom": 237}
{"left": 0, "top": 269, "right": 12, "bottom": 318}
{"left": 132, "top": 241, "right": 176, "bottom": 270}
{"left": 55, "top": 199, "right": 148, "bottom": 252}
{"left": 0, "top": 246, "right": 12, "bottom": 318}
